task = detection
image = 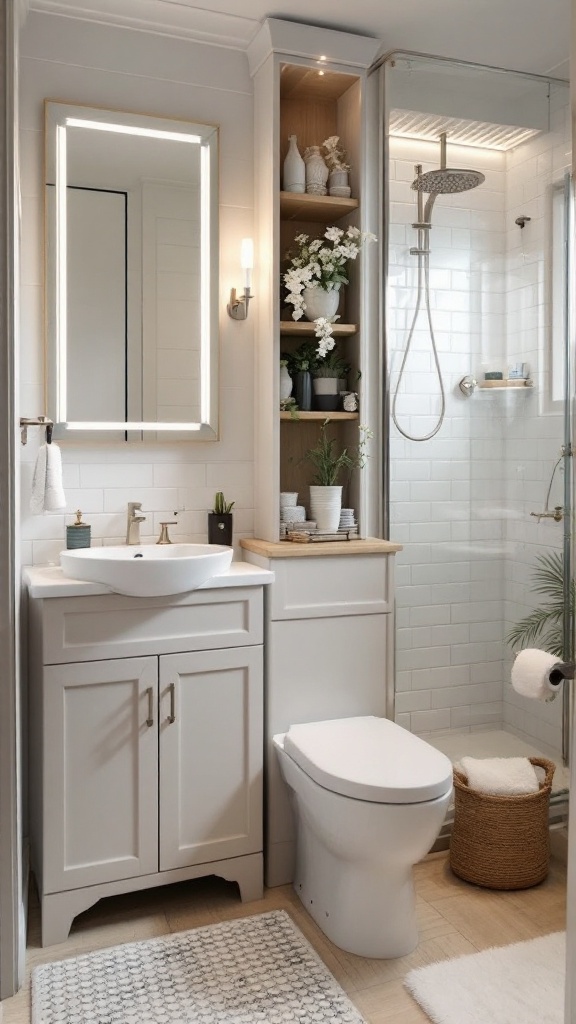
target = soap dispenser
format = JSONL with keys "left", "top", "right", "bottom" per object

{"left": 66, "top": 510, "right": 91, "bottom": 549}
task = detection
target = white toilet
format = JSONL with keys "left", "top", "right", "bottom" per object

{"left": 273, "top": 715, "right": 453, "bottom": 959}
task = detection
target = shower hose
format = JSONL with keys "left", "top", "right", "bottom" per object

{"left": 391, "top": 251, "right": 446, "bottom": 442}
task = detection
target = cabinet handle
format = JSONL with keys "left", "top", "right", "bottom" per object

{"left": 168, "top": 682, "right": 176, "bottom": 724}
{"left": 145, "top": 687, "right": 154, "bottom": 727}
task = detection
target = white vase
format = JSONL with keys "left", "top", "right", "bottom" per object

{"left": 328, "top": 169, "right": 350, "bottom": 197}
{"left": 309, "top": 485, "right": 342, "bottom": 533}
{"left": 304, "top": 146, "right": 329, "bottom": 195}
{"left": 302, "top": 285, "right": 340, "bottom": 322}
{"left": 280, "top": 363, "right": 293, "bottom": 401}
{"left": 283, "top": 135, "right": 305, "bottom": 193}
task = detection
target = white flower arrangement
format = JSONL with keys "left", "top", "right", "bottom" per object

{"left": 322, "top": 135, "right": 350, "bottom": 172}
{"left": 283, "top": 225, "right": 376, "bottom": 358}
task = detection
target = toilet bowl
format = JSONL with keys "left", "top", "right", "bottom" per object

{"left": 273, "top": 715, "right": 453, "bottom": 959}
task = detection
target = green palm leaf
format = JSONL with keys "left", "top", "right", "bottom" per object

{"left": 506, "top": 550, "right": 574, "bottom": 658}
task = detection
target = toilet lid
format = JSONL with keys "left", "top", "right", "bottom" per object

{"left": 283, "top": 716, "right": 453, "bottom": 804}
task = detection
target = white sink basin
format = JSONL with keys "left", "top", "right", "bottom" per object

{"left": 60, "top": 544, "right": 233, "bottom": 597}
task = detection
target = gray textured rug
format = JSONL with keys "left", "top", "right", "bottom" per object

{"left": 32, "top": 910, "right": 366, "bottom": 1024}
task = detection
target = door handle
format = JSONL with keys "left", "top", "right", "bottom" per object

{"left": 145, "top": 686, "right": 154, "bottom": 727}
{"left": 167, "top": 682, "right": 176, "bottom": 724}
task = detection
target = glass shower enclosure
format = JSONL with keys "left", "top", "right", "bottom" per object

{"left": 378, "top": 53, "right": 572, "bottom": 830}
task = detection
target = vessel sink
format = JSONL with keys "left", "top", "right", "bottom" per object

{"left": 60, "top": 543, "right": 233, "bottom": 597}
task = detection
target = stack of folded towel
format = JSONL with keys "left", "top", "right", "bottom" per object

{"left": 456, "top": 756, "right": 540, "bottom": 796}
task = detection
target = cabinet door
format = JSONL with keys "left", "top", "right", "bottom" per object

{"left": 43, "top": 657, "right": 158, "bottom": 893}
{"left": 159, "top": 647, "right": 263, "bottom": 871}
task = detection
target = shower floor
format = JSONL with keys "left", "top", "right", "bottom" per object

{"left": 426, "top": 728, "right": 570, "bottom": 798}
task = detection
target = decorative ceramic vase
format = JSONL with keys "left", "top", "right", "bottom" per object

{"left": 312, "top": 377, "right": 340, "bottom": 412}
{"left": 302, "top": 285, "right": 340, "bottom": 322}
{"left": 304, "top": 146, "right": 329, "bottom": 196}
{"left": 294, "top": 370, "right": 312, "bottom": 411}
{"left": 280, "top": 362, "right": 293, "bottom": 401}
{"left": 309, "top": 485, "right": 342, "bottom": 533}
{"left": 283, "top": 135, "right": 306, "bottom": 193}
{"left": 328, "top": 169, "right": 351, "bottom": 197}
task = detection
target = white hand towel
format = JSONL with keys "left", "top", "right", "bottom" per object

{"left": 459, "top": 756, "right": 539, "bottom": 796}
{"left": 30, "top": 443, "right": 66, "bottom": 514}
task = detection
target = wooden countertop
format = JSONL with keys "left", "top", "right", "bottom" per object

{"left": 240, "top": 537, "right": 403, "bottom": 558}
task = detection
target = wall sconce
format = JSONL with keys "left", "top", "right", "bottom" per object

{"left": 227, "top": 238, "right": 254, "bottom": 320}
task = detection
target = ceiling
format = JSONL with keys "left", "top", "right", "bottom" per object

{"left": 31, "top": 0, "right": 570, "bottom": 79}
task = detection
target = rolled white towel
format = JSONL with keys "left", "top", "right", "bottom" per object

{"left": 458, "top": 756, "right": 539, "bottom": 796}
{"left": 30, "top": 443, "right": 66, "bottom": 514}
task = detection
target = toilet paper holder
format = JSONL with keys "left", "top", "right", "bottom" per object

{"left": 549, "top": 662, "right": 575, "bottom": 685}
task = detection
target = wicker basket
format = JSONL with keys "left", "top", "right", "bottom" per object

{"left": 449, "top": 757, "right": 555, "bottom": 890}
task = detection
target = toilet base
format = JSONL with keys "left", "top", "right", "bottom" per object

{"left": 293, "top": 831, "right": 418, "bottom": 959}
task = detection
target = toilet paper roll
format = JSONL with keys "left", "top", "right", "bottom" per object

{"left": 511, "top": 648, "right": 565, "bottom": 702}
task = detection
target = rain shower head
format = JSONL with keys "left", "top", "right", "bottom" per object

{"left": 411, "top": 132, "right": 485, "bottom": 195}
{"left": 412, "top": 166, "right": 484, "bottom": 194}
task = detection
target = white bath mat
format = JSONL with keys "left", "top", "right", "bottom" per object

{"left": 32, "top": 909, "right": 366, "bottom": 1024}
{"left": 405, "top": 930, "right": 565, "bottom": 1024}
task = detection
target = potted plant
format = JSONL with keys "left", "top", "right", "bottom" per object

{"left": 283, "top": 342, "right": 319, "bottom": 411}
{"left": 312, "top": 349, "right": 350, "bottom": 411}
{"left": 208, "top": 491, "right": 235, "bottom": 546}
{"left": 283, "top": 226, "right": 376, "bottom": 358}
{"left": 304, "top": 420, "right": 372, "bottom": 532}
{"left": 322, "top": 135, "right": 351, "bottom": 196}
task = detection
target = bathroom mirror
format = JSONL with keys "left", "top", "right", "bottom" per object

{"left": 44, "top": 101, "right": 219, "bottom": 441}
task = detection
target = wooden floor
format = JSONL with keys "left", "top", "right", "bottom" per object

{"left": 2, "top": 852, "right": 566, "bottom": 1024}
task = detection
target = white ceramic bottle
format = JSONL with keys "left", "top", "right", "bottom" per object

{"left": 283, "top": 135, "right": 305, "bottom": 193}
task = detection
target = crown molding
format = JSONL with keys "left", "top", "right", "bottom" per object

{"left": 27, "top": 0, "right": 259, "bottom": 50}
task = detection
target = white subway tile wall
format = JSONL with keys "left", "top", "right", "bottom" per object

{"left": 389, "top": 86, "right": 570, "bottom": 753}
{"left": 19, "top": 12, "right": 255, "bottom": 564}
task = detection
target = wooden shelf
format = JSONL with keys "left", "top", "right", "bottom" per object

{"left": 477, "top": 381, "right": 534, "bottom": 391}
{"left": 280, "top": 411, "right": 358, "bottom": 421}
{"left": 280, "top": 191, "right": 358, "bottom": 222}
{"left": 280, "top": 321, "right": 357, "bottom": 337}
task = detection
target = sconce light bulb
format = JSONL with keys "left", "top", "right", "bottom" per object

{"left": 240, "top": 237, "right": 253, "bottom": 291}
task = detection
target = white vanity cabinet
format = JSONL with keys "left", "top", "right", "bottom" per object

{"left": 26, "top": 568, "right": 270, "bottom": 946}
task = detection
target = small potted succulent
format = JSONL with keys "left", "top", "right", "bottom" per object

{"left": 208, "top": 491, "right": 235, "bottom": 546}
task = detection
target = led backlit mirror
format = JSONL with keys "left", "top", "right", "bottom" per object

{"left": 45, "top": 102, "right": 219, "bottom": 441}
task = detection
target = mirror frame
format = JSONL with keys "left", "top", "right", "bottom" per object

{"left": 45, "top": 101, "right": 220, "bottom": 441}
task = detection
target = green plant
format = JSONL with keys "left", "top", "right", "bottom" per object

{"left": 303, "top": 420, "right": 372, "bottom": 487}
{"left": 282, "top": 342, "right": 319, "bottom": 377}
{"left": 312, "top": 349, "right": 350, "bottom": 379}
{"left": 506, "top": 550, "right": 574, "bottom": 657}
{"left": 280, "top": 397, "right": 299, "bottom": 419}
{"left": 213, "top": 491, "right": 235, "bottom": 514}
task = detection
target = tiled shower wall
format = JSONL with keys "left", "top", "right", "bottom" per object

{"left": 19, "top": 12, "right": 255, "bottom": 564}
{"left": 389, "top": 85, "right": 570, "bottom": 755}
{"left": 389, "top": 138, "right": 508, "bottom": 735}
{"left": 501, "top": 82, "right": 570, "bottom": 753}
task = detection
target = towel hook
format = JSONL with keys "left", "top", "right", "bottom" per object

{"left": 20, "top": 416, "right": 54, "bottom": 446}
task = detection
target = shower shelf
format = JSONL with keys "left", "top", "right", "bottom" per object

{"left": 459, "top": 374, "right": 535, "bottom": 395}
{"left": 477, "top": 381, "right": 535, "bottom": 391}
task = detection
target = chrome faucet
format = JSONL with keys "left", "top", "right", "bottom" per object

{"left": 126, "top": 502, "right": 146, "bottom": 545}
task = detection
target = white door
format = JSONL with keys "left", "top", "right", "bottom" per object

{"left": 42, "top": 657, "right": 159, "bottom": 892}
{"left": 159, "top": 647, "right": 263, "bottom": 871}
